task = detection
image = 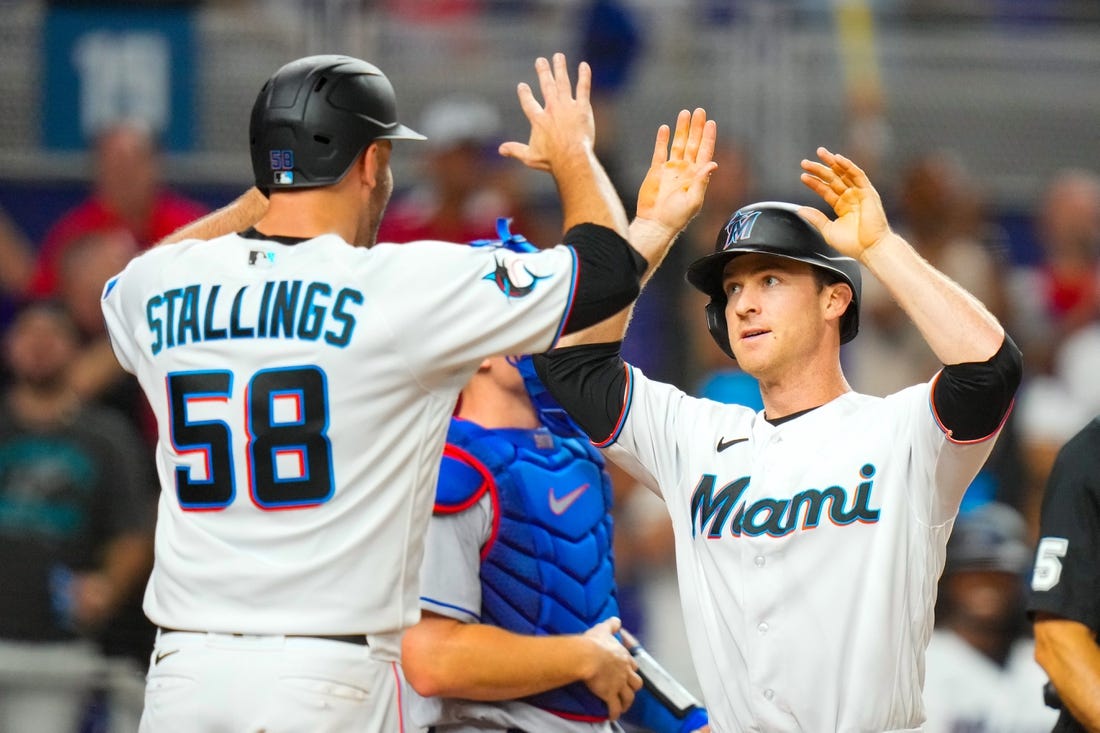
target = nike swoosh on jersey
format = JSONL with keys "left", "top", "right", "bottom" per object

{"left": 716, "top": 436, "right": 749, "bottom": 452}
{"left": 549, "top": 483, "right": 590, "bottom": 515}
{"left": 154, "top": 649, "right": 180, "bottom": 665}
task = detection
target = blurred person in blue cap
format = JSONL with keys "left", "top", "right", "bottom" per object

{"left": 924, "top": 502, "right": 1056, "bottom": 733}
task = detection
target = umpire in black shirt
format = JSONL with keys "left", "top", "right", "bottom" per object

{"left": 1027, "top": 415, "right": 1100, "bottom": 732}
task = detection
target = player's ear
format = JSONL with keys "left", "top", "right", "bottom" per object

{"left": 355, "top": 143, "right": 377, "bottom": 189}
{"left": 476, "top": 358, "right": 493, "bottom": 373}
{"left": 357, "top": 147, "right": 377, "bottom": 189}
{"left": 360, "top": 140, "right": 391, "bottom": 190}
{"left": 824, "top": 282, "right": 854, "bottom": 322}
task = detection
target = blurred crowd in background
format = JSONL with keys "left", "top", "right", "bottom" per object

{"left": 1, "top": 0, "right": 1098, "bottom": 731}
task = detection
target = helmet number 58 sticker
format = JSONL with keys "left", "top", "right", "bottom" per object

{"left": 270, "top": 150, "right": 294, "bottom": 170}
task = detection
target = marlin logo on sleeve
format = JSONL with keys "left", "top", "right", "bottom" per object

{"left": 690, "top": 463, "right": 881, "bottom": 538}
{"left": 484, "top": 255, "right": 550, "bottom": 298}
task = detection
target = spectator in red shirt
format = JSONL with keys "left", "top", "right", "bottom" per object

{"left": 29, "top": 121, "right": 208, "bottom": 297}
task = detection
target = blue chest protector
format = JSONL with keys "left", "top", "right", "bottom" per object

{"left": 438, "top": 417, "right": 618, "bottom": 721}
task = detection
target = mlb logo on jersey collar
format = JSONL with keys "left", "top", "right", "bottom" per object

{"left": 248, "top": 250, "right": 276, "bottom": 268}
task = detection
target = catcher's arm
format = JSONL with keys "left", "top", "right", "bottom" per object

{"left": 403, "top": 613, "right": 641, "bottom": 720}
{"left": 620, "top": 628, "right": 710, "bottom": 733}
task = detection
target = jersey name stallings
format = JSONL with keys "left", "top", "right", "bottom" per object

{"left": 144, "top": 280, "right": 364, "bottom": 355}
{"left": 691, "top": 462, "right": 881, "bottom": 539}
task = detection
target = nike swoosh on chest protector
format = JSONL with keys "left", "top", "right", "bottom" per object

{"left": 549, "top": 483, "right": 590, "bottom": 515}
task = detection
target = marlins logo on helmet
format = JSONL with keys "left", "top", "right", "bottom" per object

{"left": 723, "top": 210, "right": 761, "bottom": 248}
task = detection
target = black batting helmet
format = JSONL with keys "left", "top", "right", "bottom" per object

{"left": 685, "top": 201, "right": 862, "bottom": 359}
{"left": 249, "top": 55, "right": 425, "bottom": 194}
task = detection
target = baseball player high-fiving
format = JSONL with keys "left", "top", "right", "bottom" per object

{"left": 100, "top": 53, "right": 672, "bottom": 732}
{"left": 401, "top": 109, "right": 718, "bottom": 733}
{"left": 534, "top": 148, "right": 1022, "bottom": 731}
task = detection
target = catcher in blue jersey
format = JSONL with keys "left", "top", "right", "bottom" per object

{"left": 401, "top": 346, "right": 709, "bottom": 733}
{"left": 401, "top": 219, "right": 712, "bottom": 732}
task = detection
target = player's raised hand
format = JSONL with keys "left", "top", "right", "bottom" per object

{"left": 579, "top": 616, "right": 643, "bottom": 720}
{"left": 499, "top": 53, "right": 595, "bottom": 173}
{"left": 798, "top": 146, "right": 892, "bottom": 262}
{"left": 635, "top": 108, "right": 718, "bottom": 235}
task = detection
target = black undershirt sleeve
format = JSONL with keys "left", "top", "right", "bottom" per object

{"left": 561, "top": 224, "right": 648, "bottom": 335}
{"left": 931, "top": 334, "right": 1022, "bottom": 441}
{"left": 532, "top": 341, "right": 628, "bottom": 443}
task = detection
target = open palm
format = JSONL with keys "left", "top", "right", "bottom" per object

{"left": 636, "top": 108, "right": 717, "bottom": 232}
{"left": 499, "top": 54, "right": 595, "bottom": 173}
{"left": 798, "top": 147, "right": 890, "bottom": 260}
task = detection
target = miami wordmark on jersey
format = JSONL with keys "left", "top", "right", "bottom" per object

{"left": 604, "top": 368, "right": 1003, "bottom": 732}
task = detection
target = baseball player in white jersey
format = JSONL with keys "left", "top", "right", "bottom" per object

{"left": 99, "top": 52, "right": 669, "bottom": 732}
{"left": 533, "top": 148, "right": 1022, "bottom": 731}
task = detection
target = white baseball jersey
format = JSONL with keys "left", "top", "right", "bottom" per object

{"left": 922, "top": 629, "right": 1057, "bottom": 733}
{"left": 603, "top": 368, "right": 1004, "bottom": 732}
{"left": 100, "top": 232, "right": 576, "bottom": 652}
